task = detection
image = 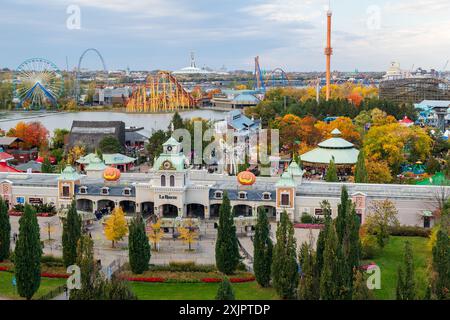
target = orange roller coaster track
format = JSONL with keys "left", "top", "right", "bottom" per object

{"left": 126, "top": 71, "right": 196, "bottom": 113}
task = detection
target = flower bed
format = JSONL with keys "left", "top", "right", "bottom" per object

{"left": 0, "top": 266, "right": 68, "bottom": 278}
{"left": 294, "top": 223, "right": 324, "bottom": 230}
{"left": 121, "top": 276, "right": 166, "bottom": 283}
{"left": 8, "top": 211, "right": 56, "bottom": 217}
{"left": 8, "top": 211, "right": 22, "bottom": 217}
{"left": 360, "top": 262, "right": 377, "bottom": 271}
{"left": 0, "top": 266, "right": 9, "bottom": 271}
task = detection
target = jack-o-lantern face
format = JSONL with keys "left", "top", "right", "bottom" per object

{"left": 237, "top": 171, "right": 256, "bottom": 186}
{"left": 103, "top": 167, "right": 121, "bottom": 181}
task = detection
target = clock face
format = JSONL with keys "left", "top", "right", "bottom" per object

{"left": 167, "top": 145, "right": 173, "bottom": 152}
{"left": 163, "top": 160, "right": 172, "bottom": 170}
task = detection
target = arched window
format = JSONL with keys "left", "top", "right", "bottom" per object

{"left": 161, "top": 175, "right": 166, "bottom": 187}
{"left": 170, "top": 175, "right": 175, "bottom": 187}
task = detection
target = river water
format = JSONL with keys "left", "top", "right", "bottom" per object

{"left": 0, "top": 109, "right": 226, "bottom": 137}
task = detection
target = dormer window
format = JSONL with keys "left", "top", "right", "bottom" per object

{"left": 214, "top": 191, "right": 223, "bottom": 199}
{"left": 123, "top": 188, "right": 131, "bottom": 196}
{"left": 238, "top": 192, "right": 247, "bottom": 200}
{"left": 80, "top": 186, "right": 88, "bottom": 194}
{"left": 262, "top": 192, "right": 271, "bottom": 200}
{"left": 101, "top": 187, "right": 110, "bottom": 195}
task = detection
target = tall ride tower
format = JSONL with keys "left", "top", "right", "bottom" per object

{"left": 325, "top": 8, "right": 333, "bottom": 101}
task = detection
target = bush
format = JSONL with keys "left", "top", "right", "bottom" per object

{"left": 41, "top": 255, "right": 64, "bottom": 267}
{"left": 150, "top": 262, "right": 217, "bottom": 273}
{"left": 300, "top": 213, "right": 314, "bottom": 224}
{"left": 388, "top": 226, "right": 431, "bottom": 238}
{"left": 361, "top": 235, "right": 381, "bottom": 259}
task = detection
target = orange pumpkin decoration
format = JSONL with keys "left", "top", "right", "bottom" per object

{"left": 237, "top": 171, "right": 256, "bottom": 186}
{"left": 103, "top": 167, "right": 121, "bottom": 181}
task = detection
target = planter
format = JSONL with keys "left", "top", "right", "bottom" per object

{"left": 294, "top": 223, "right": 325, "bottom": 230}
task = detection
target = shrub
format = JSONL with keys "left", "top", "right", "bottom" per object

{"left": 388, "top": 226, "right": 431, "bottom": 237}
{"left": 150, "top": 262, "right": 217, "bottom": 273}
{"left": 300, "top": 213, "right": 314, "bottom": 224}
{"left": 361, "top": 235, "right": 381, "bottom": 259}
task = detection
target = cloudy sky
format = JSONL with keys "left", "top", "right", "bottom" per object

{"left": 1, "top": 0, "right": 449, "bottom": 72}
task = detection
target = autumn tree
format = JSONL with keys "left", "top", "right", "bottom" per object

{"left": 366, "top": 160, "right": 393, "bottom": 184}
{"left": 253, "top": 207, "right": 273, "bottom": 287}
{"left": 366, "top": 200, "right": 399, "bottom": 248}
{"left": 178, "top": 219, "right": 199, "bottom": 251}
{"left": 7, "top": 121, "right": 49, "bottom": 149}
{"left": 0, "top": 198, "right": 10, "bottom": 261}
{"left": 271, "top": 211, "right": 298, "bottom": 299}
{"left": 148, "top": 218, "right": 164, "bottom": 251}
{"left": 315, "top": 117, "right": 361, "bottom": 145}
{"left": 67, "top": 145, "right": 86, "bottom": 165}
{"left": 104, "top": 207, "right": 128, "bottom": 248}
{"left": 14, "top": 204, "right": 42, "bottom": 300}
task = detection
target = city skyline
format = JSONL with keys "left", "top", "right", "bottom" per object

{"left": 1, "top": 0, "right": 449, "bottom": 72}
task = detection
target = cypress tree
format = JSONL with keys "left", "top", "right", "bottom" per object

{"left": 215, "top": 278, "right": 235, "bottom": 300}
{"left": 352, "top": 271, "right": 372, "bottom": 300}
{"left": 271, "top": 211, "right": 298, "bottom": 299}
{"left": 336, "top": 186, "right": 349, "bottom": 244}
{"left": 319, "top": 222, "right": 343, "bottom": 300}
{"left": 41, "top": 157, "right": 53, "bottom": 173}
{"left": 215, "top": 192, "right": 240, "bottom": 274}
{"left": 0, "top": 198, "right": 10, "bottom": 261}
{"left": 396, "top": 241, "right": 416, "bottom": 300}
{"left": 298, "top": 242, "right": 319, "bottom": 300}
{"left": 70, "top": 234, "right": 96, "bottom": 299}
{"left": 14, "top": 204, "right": 42, "bottom": 300}
{"left": 62, "top": 200, "right": 82, "bottom": 267}
{"left": 315, "top": 201, "right": 332, "bottom": 278}
{"left": 253, "top": 207, "right": 273, "bottom": 287}
{"left": 354, "top": 150, "right": 368, "bottom": 183}
{"left": 325, "top": 157, "right": 338, "bottom": 182}
{"left": 431, "top": 228, "right": 450, "bottom": 299}
{"left": 128, "top": 214, "right": 151, "bottom": 274}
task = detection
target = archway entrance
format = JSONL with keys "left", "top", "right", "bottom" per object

{"left": 97, "top": 199, "right": 115, "bottom": 214}
{"left": 187, "top": 204, "right": 205, "bottom": 219}
{"left": 161, "top": 204, "right": 178, "bottom": 218}
{"left": 233, "top": 205, "right": 252, "bottom": 217}
{"left": 141, "top": 202, "right": 154, "bottom": 216}
{"left": 76, "top": 199, "right": 93, "bottom": 212}
{"left": 120, "top": 200, "right": 136, "bottom": 214}
{"left": 210, "top": 204, "right": 221, "bottom": 219}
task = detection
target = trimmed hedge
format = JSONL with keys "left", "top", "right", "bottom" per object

{"left": 388, "top": 226, "right": 431, "bottom": 238}
{"left": 150, "top": 262, "right": 217, "bottom": 273}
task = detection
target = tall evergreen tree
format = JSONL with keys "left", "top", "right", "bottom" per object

{"left": 215, "top": 278, "right": 235, "bottom": 300}
{"left": 169, "top": 111, "right": 184, "bottom": 131}
{"left": 319, "top": 222, "right": 344, "bottom": 300}
{"left": 431, "top": 228, "right": 450, "bottom": 300}
{"left": 41, "top": 157, "right": 53, "bottom": 173}
{"left": 128, "top": 214, "right": 151, "bottom": 274}
{"left": 62, "top": 200, "right": 81, "bottom": 267}
{"left": 325, "top": 157, "right": 338, "bottom": 182}
{"left": 396, "top": 241, "right": 416, "bottom": 300}
{"left": 298, "top": 242, "right": 319, "bottom": 300}
{"left": 215, "top": 192, "right": 240, "bottom": 274}
{"left": 354, "top": 149, "right": 368, "bottom": 183}
{"left": 0, "top": 198, "right": 10, "bottom": 261}
{"left": 315, "top": 200, "right": 332, "bottom": 278}
{"left": 336, "top": 186, "right": 349, "bottom": 243}
{"left": 14, "top": 204, "right": 42, "bottom": 300}
{"left": 271, "top": 211, "right": 298, "bottom": 299}
{"left": 352, "top": 271, "right": 372, "bottom": 300}
{"left": 253, "top": 207, "right": 273, "bottom": 287}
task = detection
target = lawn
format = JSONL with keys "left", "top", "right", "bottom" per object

{"left": 130, "top": 282, "right": 278, "bottom": 300}
{"left": 369, "top": 236, "right": 431, "bottom": 300}
{"left": 0, "top": 272, "right": 66, "bottom": 300}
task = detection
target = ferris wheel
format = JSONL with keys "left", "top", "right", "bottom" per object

{"left": 13, "top": 58, "right": 64, "bottom": 109}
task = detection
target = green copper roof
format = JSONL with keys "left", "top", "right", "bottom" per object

{"left": 85, "top": 156, "right": 107, "bottom": 171}
{"left": 103, "top": 153, "right": 136, "bottom": 165}
{"left": 58, "top": 166, "right": 81, "bottom": 181}
{"left": 276, "top": 172, "right": 296, "bottom": 187}
{"left": 318, "top": 137, "right": 355, "bottom": 149}
{"left": 153, "top": 153, "right": 188, "bottom": 171}
{"left": 287, "top": 161, "right": 303, "bottom": 176}
{"left": 163, "top": 137, "right": 181, "bottom": 146}
{"left": 76, "top": 153, "right": 98, "bottom": 165}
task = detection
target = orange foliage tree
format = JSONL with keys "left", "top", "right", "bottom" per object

{"left": 315, "top": 117, "right": 361, "bottom": 146}
{"left": 7, "top": 121, "right": 49, "bottom": 149}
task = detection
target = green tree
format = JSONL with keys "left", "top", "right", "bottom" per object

{"left": 52, "top": 128, "right": 69, "bottom": 149}
{"left": 14, "top": 204, "right": 42, "bottom": 300}
{"left": 215, "top": 278, "right": 235, "bottom": 300}
{"left": 325, "top": 157, "right": 338, "bottom": 182}
{"left": 253, "top": 207, "right": 273, "bottom": 287}
{"left": 352, "top": 271, "right": 372, "bottom": 300}
{"left": 366, "top": 199, "right": 399, "bottom": 248}
{"left": 271, "top": 211, "right": 298, "bottom": 299}
{"left": 62, "top": 200, "right": 82, "bottom": 267}
{"left": 215, "top": 192, "right": 240, "bottom": 274}
{"left": 147, "top": 130, "right": 168, "bottom": 165}
{"left": 169, "top": 111, "right": 184, "bottom": 131}
{"left": 298, "top": 242, "right": 319, "bottom": 300}
{"left": 315, "top": 200, "right": 332, "bottom": 278}
{"left": 41, "top": 157, "right": 53, "bottom": 173}
{"left": 0, "top": 198, "right": 10, "bottom": 261}
{"left": 396, "top": 241, "right": 416, "bottom": 300}
{"left": 354, "top": 149, "right": 368, "bottom": 183}
{"left": 128, "top": 214, "right": 151, "bottom": 274}
{"left": 98, "top": 135, "right": 122, "bottom": 154}
{"left": 431, "top": 228, "right": 450, "bottom": 299}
